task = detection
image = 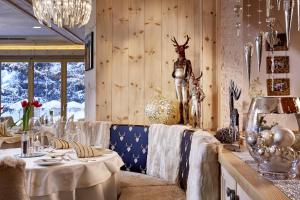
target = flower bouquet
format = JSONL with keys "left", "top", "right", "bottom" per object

{"left": 21, "top": 100, "right": 42, "bottom": 131}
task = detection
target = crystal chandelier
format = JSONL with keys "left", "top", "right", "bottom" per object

{"left": 32, "top": 0, "right": 92, "bottom": 28}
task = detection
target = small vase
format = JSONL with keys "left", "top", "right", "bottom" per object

{"left": 21, "top": 131, "right": 29, "bottom": 157}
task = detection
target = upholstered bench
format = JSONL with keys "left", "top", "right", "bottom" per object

{"left": 109, "top": 125, "right": 199, "bottom": 200}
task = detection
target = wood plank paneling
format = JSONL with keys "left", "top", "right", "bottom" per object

{"left": 202, "top": 0, "right": 217, "bottom": 130}
{"left": 161, "top": 0, "right": 178, "bottom": 99}
{"left": 128, "top": 0, "right": 145, "bottom": 125}
{"left": 94, "top": 0, "right": 217, "bottom": 129}
{"left": 144, "top": 0, "right": 162, "bottom": 124}
{"left": 111, "top": 0, "right": 129, "bottom": 123}
{"left": 194, "top": 0, "right": 204, "bottom": 127}
{"left": 178, "top": 0, "right": 195, "bottom": 71}
{"left": 96, "top": 0, "right": 112, "bottom": 121}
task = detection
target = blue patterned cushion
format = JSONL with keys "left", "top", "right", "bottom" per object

{"left": 178, "top": 129, "right": 194, "bottom": 191}
{"left": 109, "top": 124, "right": 149, "bottom": 174}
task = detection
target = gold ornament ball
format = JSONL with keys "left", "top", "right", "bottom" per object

{"left": 145, "top": 95, "right": 179, "bottom": 124}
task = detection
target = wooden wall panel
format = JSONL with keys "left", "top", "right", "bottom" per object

{"left": 144, "top": 0, "right": 162, "bottom": 124}
{"left": 202, "top": 0, "right": 217, "bottom": 130}
{"left": 95, "top": 0, "right": 217, "bottom": 129}
{"left": 96, "top": 0, "right": 112, "bottom": 121}
{"left": 178, "top": 0, "right": 195, "bottom": 72}
{"left": 111, "top": 0, "right": 129, "bottom": 123}
{"left": 161, "top": 0, "right": 178, "bottom": 99}
{"left": 128, "top": 0, "right": 145, "bottom": 124}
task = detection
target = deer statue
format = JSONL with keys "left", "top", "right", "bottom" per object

{"left": 229, "top": 80, "right": 241, "bottom": 137}
{"left": 171, "top": 35, "right": 193, "bottom": 124}
{"left": 190, "top": 72, "right": 205, "bottom": 128}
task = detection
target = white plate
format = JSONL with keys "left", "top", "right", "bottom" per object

{"left": 34, "top": 159, "right": 63, "bottom": 166}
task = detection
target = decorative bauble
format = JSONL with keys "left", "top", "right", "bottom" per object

{"left": 246, "top": 135, "right": 257, "bottom": 146}
{"left": 145, "top": 95, "right": 179, "bottom": 124}
{"left": 215, "top": 127, "right": 240, "bottom": 144}
{"left": 260, "top": 130, "right": 274, "bottom": 147}
{"left": 271, "top": 126, "right": 295, "bottom": 147}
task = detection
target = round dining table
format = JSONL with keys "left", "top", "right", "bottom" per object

{"left": 0, "top": 148, "right": 124, "bottom": 200}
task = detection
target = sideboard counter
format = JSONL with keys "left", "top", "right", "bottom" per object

{"left": 219, "top": 147, "right": 289, "bottom": 200}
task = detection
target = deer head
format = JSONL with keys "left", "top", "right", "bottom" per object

{"left": 171, "top": 35, "right": 190, "bottom": 58}
{"left": 191, "top": 72, "right": 203, "bottom": 87}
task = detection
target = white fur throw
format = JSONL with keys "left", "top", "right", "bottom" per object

{"left": 186, "top": 130, "right": 220, "bottom": 200}
{"left": 146, "top": 124, "right": 187, "bottom": 183}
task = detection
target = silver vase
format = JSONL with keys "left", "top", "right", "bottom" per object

{"left": 284, "top": 0, "right": 295, "bottom": 47}
{"left": 244, "top": 42, "right": 253, "bottom": 86}
{"left": 255, "top": 32, "right": 264, "bottom": 72}
{"left": 245, "top": 97, "right": 300, "bottom": 179}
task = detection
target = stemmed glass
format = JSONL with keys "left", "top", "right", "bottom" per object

{"left": 29, "top": 117, "right": 44, "bottom": 153}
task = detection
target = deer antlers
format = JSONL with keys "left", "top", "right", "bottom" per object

{"left": 171, "top": 35, "right": 190, "bottom": 48}
{"left": 171, "top": 37, "right": 179, "bottom": 47}
{"left": 229, "top": 80, "right": 241, "bottom": 100}
{"left": 191, "top": 72, "right": 203, "bottom": 85}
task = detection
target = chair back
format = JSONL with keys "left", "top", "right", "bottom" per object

{"left": 0, "top": 156, "right": 29, "bottom": 200}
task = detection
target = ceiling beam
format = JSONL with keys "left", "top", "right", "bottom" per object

{"left": 2, "top": 0, "right": 85, "bottom": 44}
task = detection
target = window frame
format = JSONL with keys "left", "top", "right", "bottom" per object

{"left": 0, "top": 55, "right": 84, "bottom": 120}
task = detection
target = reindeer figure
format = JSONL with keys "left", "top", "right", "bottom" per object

{"left": 171, "top": 35, "right": 193, "bottom": 124}
{"left": 229, "top": 80, "right": 241, "bottom": 136}
{"left": 190, "top": 72, "right": 205, "bottom": 128}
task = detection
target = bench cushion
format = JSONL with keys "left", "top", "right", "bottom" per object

{"left": 120, "top": 171, "right": 173, "bottom": 188}
{"left": 119, "top": 185, "right": 185, "bottom": 200}
{"left": 109, "top": 125, "right": 149, "bottom": 173}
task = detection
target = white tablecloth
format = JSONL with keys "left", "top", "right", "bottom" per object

{"left": 0, "top": 148, "right": 124, "bottom": 200}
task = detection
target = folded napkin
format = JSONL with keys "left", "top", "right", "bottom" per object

{"left": 72, "top": 141, "right": 105, "bottom": 158}
{"left": 52, "top": 138, "right": 72, "bottom": 149}
{"left": 0, "top": 121, "right": 10, "bottom": 137}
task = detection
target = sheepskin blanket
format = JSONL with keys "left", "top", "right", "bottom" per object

{"left": 186, "top": 130, "right": 220, "bottom": 200}
{"left": 146, "top": 124, "right": 187, "bottom": 183}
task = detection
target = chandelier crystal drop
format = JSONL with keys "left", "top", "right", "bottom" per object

{"left": 32, "top": 0, "right": 92, "bottom": 28}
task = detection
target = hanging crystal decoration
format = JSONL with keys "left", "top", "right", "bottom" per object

{"left": 277, "top": 0, "right": 282, "bottom": 10}
{"left": 244, "top": 42, "right": 253, "bottom": 86}
{"left": 266, "top": 0, "right": 273, "bottom": 17}
{"left": 283, "top": 0, "right": 295, "bottom": 47}
{"left": 32, "top": 0, "right": 92, "bottom": 28}
{"left": 255, "top": 32, "right": 263, "bottom": 72}
{"left": 234, "top": 3, "right": 243, "bottom": 17}
{"left": 298, "top": 0, "right": 300, "bottom": 31}
{"left": 271, "top": 56, "right": 275, "bottom": 91}
{"left": 234, "top": 0, "right": 243, "bottom": 37}
{"left": 235, "top": 22, "right": 241, "bottom": 36}
{"left": 265, "top": 18, "right": 278, "bottom": 53}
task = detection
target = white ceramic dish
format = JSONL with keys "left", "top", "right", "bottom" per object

{"left": 34, "top": 158, "right": 63, "bottom": 166}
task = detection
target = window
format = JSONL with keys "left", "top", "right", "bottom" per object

{"left": 0, "top": 57, "right": 85, "bottom": 123}
{"left": 34, "top": 62, "right": 61, "bottom": 121}
{"left": 67, "top": 62, "right": 85, "bottom": 121}
{"left": 1, "top": 62, "right": 29, "bottom": 122}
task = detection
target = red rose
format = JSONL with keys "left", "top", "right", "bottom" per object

{"left": 31, "top": 100, "right": 42, "bottom": 108}
{"left": 21, "top": 100, "right": 29, "bottom": 108}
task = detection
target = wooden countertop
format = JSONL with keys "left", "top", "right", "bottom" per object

{"left": 219, "top": 146, "right": 289, "bottom": 200}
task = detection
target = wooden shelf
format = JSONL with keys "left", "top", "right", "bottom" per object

{"left": 219, "top": 147, "right": 289, "bottom": 200}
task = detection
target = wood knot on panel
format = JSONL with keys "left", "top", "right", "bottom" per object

{"left": 119, "top": 18, "right": 129, "bottom": 23}
{"left": 205, "top": 37, "right": 210, "bottom": 41}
